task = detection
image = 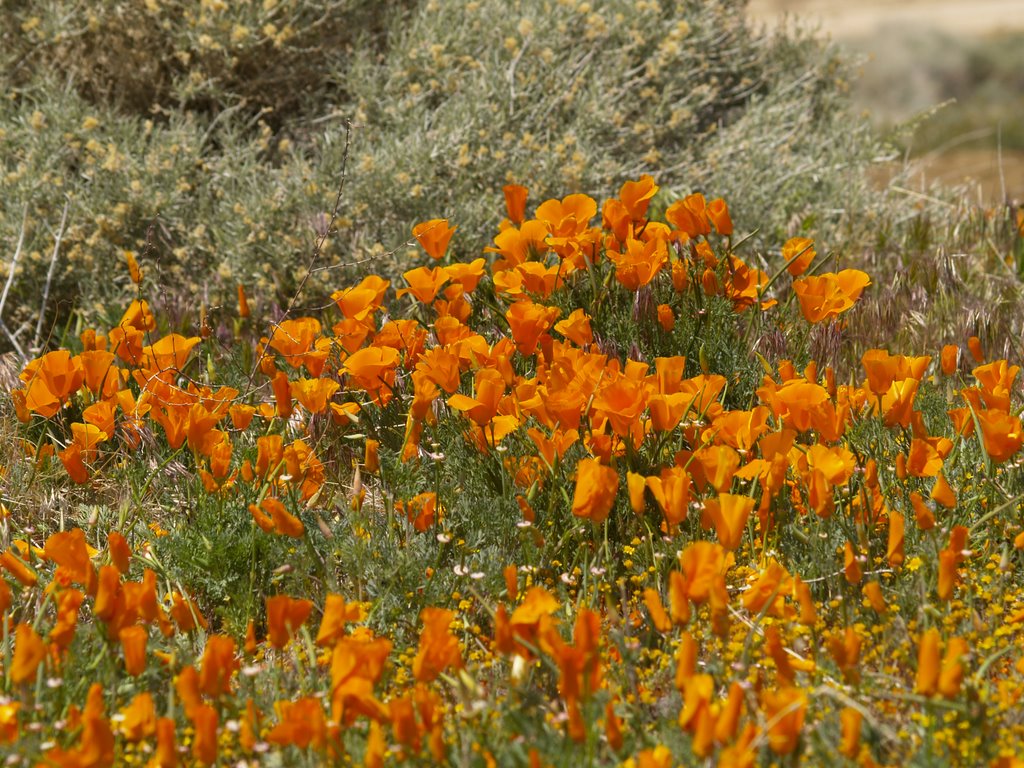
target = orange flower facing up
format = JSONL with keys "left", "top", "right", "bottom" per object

{"left": 266, "top": 595, "right": 314, "bottom": 649}
{"left": 536, "top": 193, "right": 597, "bottom": 239}
{"left": 332, "top": 274, "right": 390, "bottom": 322}
{"left": 342, "top": 346, "right": 400, "bottom": 403}
{"left": 792, "top": 269, "right": 870, "bottom": 323}
{"left": 412, "top": 607, "right": 463, "bottom": 682}
{"left": 413, "top": 219, "right": 457, "bottom": 260}
{"left": 290, "top": 377, "right": 340, "bottom": 414}
{"left": 554, "top": 308, "right": 594, "bottom": 347}
{"left": 448, "top": 366, "right": 509, "bottom": 427}
{"left": 665, "top": 193, "right": 711, "bottom": 240}
{"left": 22, "top": 349, "right": 85, "bottom": 417}
{"left": 400, "top": 265, "right": 449, "bottom": 304}
{"left": 571, "top": 458, "right": 619, "bottom": 524}
{"left": 608, "top": 235, "right": 669, "bottom": 290}
{"left": 592, "top": 375, "right": 649, "bottom": 441}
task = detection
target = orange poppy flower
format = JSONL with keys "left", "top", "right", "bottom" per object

{"left": 554, "top": 308, "right": 593, "bottom": 346}
{"left": 536, "top": 193, "right": 597, "bottom": 239}
{"left": 400, "top": 265, "right": 449, "bottom": 304}
{"left": 665, "top": 193, "right": 711, "bottom": 240}
{"left": 916, "top": 628, "right": 941, "bottom": 696}
{"left": 880, "top": 378, "right": 920, "bottom": 428}
{"left": 484, "top": 219, "right": 551, "bottom": 270}
{"left": 967, "top": 335, "right": 984, "bottom": 363}
{"left": 645, "top": 466, "right": 692, "bottom": 531}
{"left": 938, "top": 636, "right": 970, "bottom": 699}
{"left": 332, "top": 274, "right": 390, "bottom": 321}
{"left": 704, "top": 494, "right": 754, "bottom": 551}
{"left": 506, "top": 300, "right": 560, "bottom": 356}
{"left": 844, "top": 541, "right": 863, "bottom": 584}
{"left": 931, "top": 471, "right": 956, "bottom": 508}
{"left": 782, "top": 237, "right": 815, "bottom": 276}
{"left": 120, "top": 693, "right": 157, "bottom": 742}
{"left": 413, "top": 607, "right": 463, "bottom": 682}
{"left": 448, "top": 367, "right": 507, "bottom": 428}
{"left": 792, "top": 269, "right": 870, "bottom": 323}
{"left": 120, "top": 625, "right": 148, "bottom": 676}
{"left": 11, "top": 623, "right": 46, "bottom": 684}
{"left": 192, "top": 704, "right": 219, "bottom": 766}
{"left": 1, "top": 548, "right": 38, "bottom": 587}
{"left": 887, "top": 509, "right": 905, "bottom": 567}
{"left": 975, "top": 408, "right": 1023, "bottom": 463}
{"left": 677, "top": 541, "right": 732, "bottom": 604}
{"left": 199, "top": 635, "right": 239, "bottom": 697}
{"left": 617, "top": 174, "right": 659, "bottom": 221}
{"left": 266, "top": 595, "right": 314, "bottom": 649}
{"left": 22, "top": 349, "right": 85, "bottom": 417}
{"left": 571, "top": 458, "right": 619, "bottom": 524}
{"left": 608, "top": 235, "right": 668, "bottom": 290}
{"left": 503, "top": 185, "right": 528, "bottom": 225}
{"left": 761, "top": 687, "right": 806, "bottom": 755}
{"left": 141, "top": 333, "right": 201, "bottom": 372}
{"left": 398, "top": 492, "right": 442, "bottom": 532}
{"left": 290, "top": 377, "right": 340, "bottom": 414}
{"left": 266, "top": 697, "right": 328, "bottom": 751}
{"left": 940, "top": 344, "right": 960, "bottom": 375}
{"left": 316, "top": 594, "right": 366, "bottom": 647}
{"left": 343, "top": 346, "right": 400, "bottom": 401}
{"left": 907, "top": 438, "right": 943, "bottom": 477}
{"left": 412, "top": 219, "right": 457, "bottom": 260}
{"left": 44, "top": 528, "right": 97, "bottom": 593}
{"left": 839, "top": 707, "right": 862, "bottom": 759}
{"left": 740, "top": 559, "right": 790, "bottom": 616}
{"left": 706, "top": 197, "right": 733, "bottom": 235}
{"left": 643, "top": 588, "right": 672, "bottom": 633}
{"left": 592, "top": 376, "right": 649, "bottom": 440}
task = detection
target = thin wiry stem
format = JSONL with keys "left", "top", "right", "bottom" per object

{"left": 0, "top": 206, "right": 29, "bottom": 362}
{"left": 33, "top": 199, "right": 70, "bottom": 352}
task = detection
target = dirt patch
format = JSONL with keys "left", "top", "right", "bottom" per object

{"left": 876, "top": 149, "right": 1024, "bottom": 204}
{"left": 747, "top": 0, "right": 1024, "bottom": 38}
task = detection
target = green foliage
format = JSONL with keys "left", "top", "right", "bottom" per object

{"left": 0, "top": 0, "right": 899, "bottom": 353}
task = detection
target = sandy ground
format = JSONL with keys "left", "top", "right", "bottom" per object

{"left": 747, "top": 0, "right": 1024, "bottom": 202}
{"left": 746, "top": 0, "right": 1024, "bottom": 38}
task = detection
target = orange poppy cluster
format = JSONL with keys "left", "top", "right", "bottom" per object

{"left": 6, "top": 175, "right": 1024, "bottom": 765}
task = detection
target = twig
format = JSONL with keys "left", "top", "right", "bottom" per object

{"left": 34, "top": 200, "right": 70, "bottom": 352}
{"left": 246, "top": 120, "right": 354, "bottom": 389}
{"left": 0, "top": 206, "right": 29, "bottom": 362}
